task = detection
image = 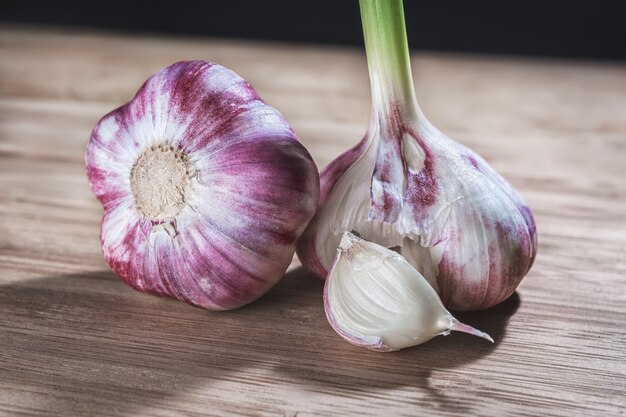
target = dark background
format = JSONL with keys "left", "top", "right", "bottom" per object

{"left": 2, "top": 0, "right": 626, "bottom": 60}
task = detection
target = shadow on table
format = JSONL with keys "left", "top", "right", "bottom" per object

{"left": 273, "top": 268, "right": 521, "bottom": 414}
{"left": 0, "top": 267, "right": 519, "bottom": 415}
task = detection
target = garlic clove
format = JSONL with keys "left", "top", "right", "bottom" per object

{"left": 325, "top": 231, "right": 493, "bottom": 351}
{"left": 87, "top": 61, "right": 319, "bottom": 310}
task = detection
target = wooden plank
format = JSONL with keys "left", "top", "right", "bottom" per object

{"left": 0, "top": 26, "right": 625, "bottom": 416}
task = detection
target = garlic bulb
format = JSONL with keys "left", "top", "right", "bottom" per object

{"left": 325, "top": 232, "right": 493, "bottom": 351}
{"left": 86, "top": 61, "right": 319, "bottom": 310}
{"left": 297, "top": 0, "right": 537, "bottom": 311}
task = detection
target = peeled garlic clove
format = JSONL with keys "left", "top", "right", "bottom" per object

{"left": 297, "top": 0, "right": 537, "bottom": 311}
{"left": 86, "top": 61, "right": 319, "bottom": 310}
{"left": 325, "top": 232, "right": 493, "bottom": 351}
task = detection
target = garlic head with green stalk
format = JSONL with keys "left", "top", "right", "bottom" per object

{"left": 325, "top": 232, "right": 493, "bottom": 351}
{"left": 86, "top": 61, "right": 319, "bottom": 310}
{"left": 297, "top": 0, "right": 537, "bottom": 311}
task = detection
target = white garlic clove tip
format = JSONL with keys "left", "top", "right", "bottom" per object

{"left": 447, "top": 318, "right": 494, "bottom": 343}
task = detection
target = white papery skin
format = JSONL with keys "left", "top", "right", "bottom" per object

{"left": 325, "top": 232, "right": 493, "bottom": 351}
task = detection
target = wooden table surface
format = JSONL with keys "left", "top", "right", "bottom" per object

{"left": 1, "top": 27, "right": 625, "bottom": 417}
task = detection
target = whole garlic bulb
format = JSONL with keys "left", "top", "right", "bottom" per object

{"left": 86, "top": 61, "right": 319, "bottom": 310}
{"left": 325, "top": 232, "right": 493, "bottom": 351}
{"left": 297, "top": 0, "right": 537, "bottom": 311}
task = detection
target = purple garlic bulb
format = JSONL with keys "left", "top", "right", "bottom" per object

{"left": 297, "top": 0, "right": 536, "bottom": 311}
{"left": 86, "top": 61, "right": 319, "bottom": 310}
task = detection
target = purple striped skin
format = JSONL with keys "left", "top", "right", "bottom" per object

{"left": 86, "top": 61, "right": 319, "bottom": 310}
{"left": 297, "top": 100, "right": 537, "bottom": 311}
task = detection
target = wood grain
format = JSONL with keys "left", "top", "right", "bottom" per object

{"left": 1, "top": 26, "right": 625, "bottom": 416}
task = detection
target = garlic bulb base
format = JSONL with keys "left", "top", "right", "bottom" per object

{"left": 130, "top": 143, "right": 191, "bottom": 221}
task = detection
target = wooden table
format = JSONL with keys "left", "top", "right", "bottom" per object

{"left": 1, "top": 26, "right": 625, "bottom": 416}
